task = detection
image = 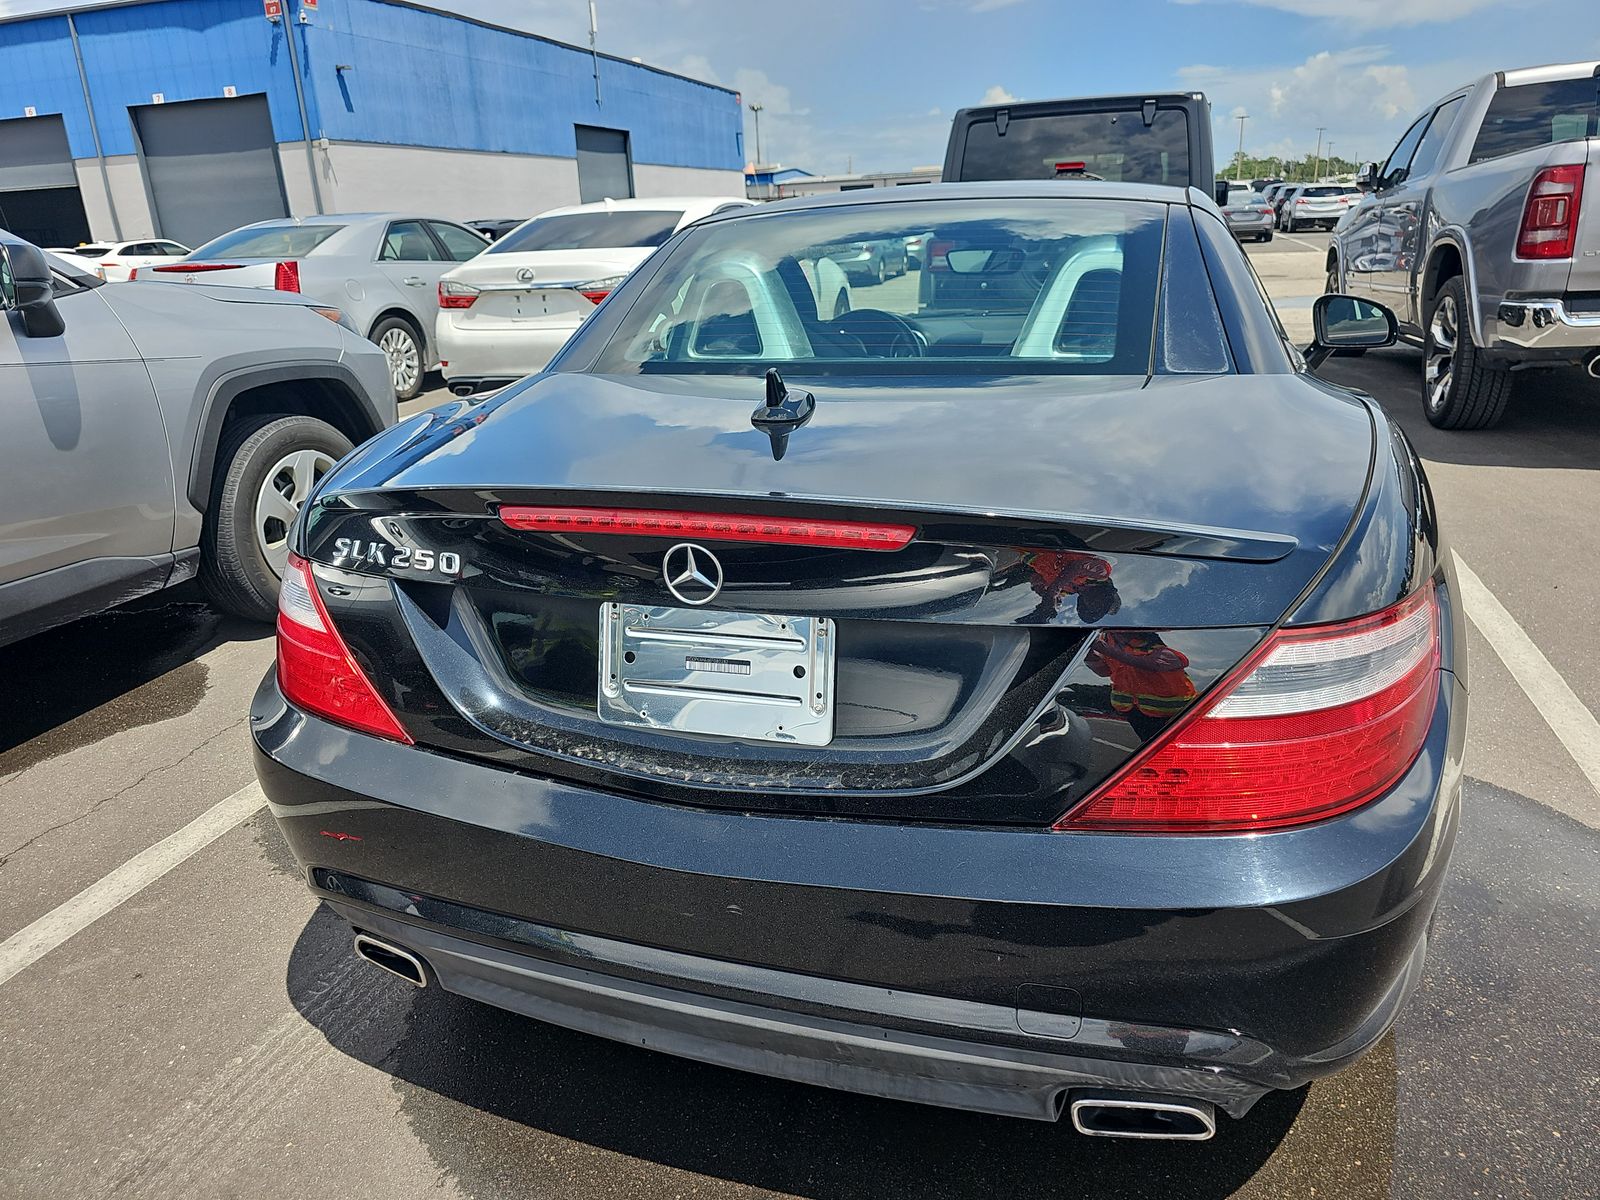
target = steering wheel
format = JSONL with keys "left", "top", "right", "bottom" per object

{"left": 828, "top": 308, "right": 927, "bottom": 358}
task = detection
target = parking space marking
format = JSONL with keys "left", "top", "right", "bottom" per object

{"left": 1456, "top": 553, "right": 1600, "bottom": 822}
{"left": 1280, "top": 234, "right": 1326, "bottom": 253}
{"left": 0, "top": 781, "right": 265, "bottom": 988}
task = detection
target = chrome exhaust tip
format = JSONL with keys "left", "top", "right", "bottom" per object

{"left": 1068, "top": 1092, "right": 1216, "bottom": 1141}
{"left": 1586, "top": 354, "right": 1600, "bottom": 379}
{"left": 352, "top": 932, "right": 429, "bottom": 987}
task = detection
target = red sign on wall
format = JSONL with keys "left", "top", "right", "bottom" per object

{"left": 263, "top": 0, "right": 282, "bottom": 17}
{"left": 303, "top": 0, "right": 319, "bottom": 10}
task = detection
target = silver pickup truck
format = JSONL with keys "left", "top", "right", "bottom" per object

{"left": 1329, "top": 61, "right": 1600, "bottom": 429}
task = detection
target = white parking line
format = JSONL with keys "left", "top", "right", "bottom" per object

{"left": 1455, "top": 553, "right": 1600, "bottom": 823}
{"left": 0, "top": 781, "right": 266, "bottom": 988}
{"left": 1280, "top": 234, "right": 1326, "bottom": 253}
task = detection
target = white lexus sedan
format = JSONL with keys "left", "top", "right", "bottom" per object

{"left": 435, "top": 196, "right": 752, "bottom": 395}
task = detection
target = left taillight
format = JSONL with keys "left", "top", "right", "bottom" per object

{"left": 277, "top": 554, "right": 412, "bottom": 743}
{"left": 439, "top": 279, "right": 479, "bottom": 309}
{"left": 274, "top": 260, "right": 301, "bottom": 293}
{"left": 1058, "top": 584, "right": 1440, "bottom": 834}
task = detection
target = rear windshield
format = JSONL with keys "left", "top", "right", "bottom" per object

{"left": 953, "top": 109, "right": 1191, "bottom": 186}
{"left": 587, "top": 198, "right": 1168, "bottom": 376}
{"left": 69, "top": 245, "right": 111, "bottom": 256}
{"left": 490, "top": 211, "right": 683, "bottom": 254}
{"left": 1471, "top": 77, "right": 1600, "bottom": 164}
{"left": 1300, "top": 186, "right": 1351, "bottom": 197}
{"left": 189, "top": 225, "right": 345, "bottom": 260}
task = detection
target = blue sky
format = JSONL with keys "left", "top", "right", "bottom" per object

{"left": 454, "top": 0, "right": 1597, "bottom": 174}
{"left": 2, "top": 0, "right": 1594, "bottom": 173}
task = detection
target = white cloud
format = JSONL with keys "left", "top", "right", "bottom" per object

{"left": 981, "top": 85, "right": 1019, "bottom": 104}
{"left": 1177, "top": 46, "right": 1468, "bottom": 161}
{"left": 1171, "top": 0, "right": 1512, "bottom": 28}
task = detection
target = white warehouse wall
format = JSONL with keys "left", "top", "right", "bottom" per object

{"left": 631, "top": 163, "right": 747, "bottom": 199}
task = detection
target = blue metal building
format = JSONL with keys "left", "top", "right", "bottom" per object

{"left": 0, "top": 0, "right": 745, "bottom": 247}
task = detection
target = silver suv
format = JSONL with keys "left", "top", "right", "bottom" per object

{"left": 0, "top": 232, "right": 395, "bottom": 646}
{"left": 1330, "top": 60, "right": 1600, "bottom": 428}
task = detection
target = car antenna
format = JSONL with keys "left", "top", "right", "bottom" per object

{"left": 750, "top": 368, "right": 816, "bottom": 462}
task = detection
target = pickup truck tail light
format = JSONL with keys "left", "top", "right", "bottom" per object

{"left": 1517, "top": 165, "right": 1585, "bottom": 259}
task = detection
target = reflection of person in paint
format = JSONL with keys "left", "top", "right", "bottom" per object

{"left": 1020, "top": 550, "right": 1122, "bottom": 624}
{"left": 1086, "top": 631, "right": 1197, "bottom": 742}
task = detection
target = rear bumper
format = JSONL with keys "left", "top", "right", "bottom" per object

{"left": 435, "top": 316, "right": 576, "bottom": 384}
{"left": 1486, "top": 297, "right": 1600, "bottom": 363}
{"left": 334, "top": 894, "right": 1428, "bottom": 1122}
{"left": 252, "top": 671, "right": 1465, "bottom": 1121}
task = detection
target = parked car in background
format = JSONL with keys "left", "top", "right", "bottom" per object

{"left": 1278, "top": 184, "right": 1360, "bottom": 231}
{"left": 1331, "top": 59, "right": 1600, "bottom": 428}
{"left": 253, "top": 182, "right": 1463, "bottom": 1144}
{"left": 902, "top": 231, "right": 934, "bottom": 269}
{"left": 818, "top": 236, "right": 909, "bottom": 285}
{"left": 141, "top": 214, "right": 489, "bottom": 400}
{"left": 1251, "top": 176, "right": 1284, "bottom": 194}
{"left": 435, "top": 196, "right": 752, "bottom": 395}
{"left": 0, "top": 232, "right": 395, "bottom": 642}
{"left": 1221, "top": 191, "right": 1275, "bottom": 241}
{"left": 468, "top": 218, "right": 524, "bottom": 241}
{"left": 54, "top": 237, "right": 193, "bottom": 281}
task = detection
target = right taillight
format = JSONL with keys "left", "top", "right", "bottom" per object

{"left": 1517, "top": 164, "right": 1585, "bottom": 259}
{"left": 277, "top": 554, "right": 412, "bottom": 743}
{"left": 439, "top": 279, "right": 479, "bottom": 309}
{"left": 1058, "top": 584, "right": 1440, "bottom": 833}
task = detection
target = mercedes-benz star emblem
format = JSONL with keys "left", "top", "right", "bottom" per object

{"left": 662, "top": 543, "right": 723, "bottom": 606}
{"left": 516, "top": 266, "right": 537, "bottom": 283}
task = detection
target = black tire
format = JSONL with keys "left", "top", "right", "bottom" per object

{"left": 199, "top": 414, "right": 353, "bottom": 622}
{"left": 1325, "top": 265, "right": 1366, "bottom": 355}
{"left": 371, "top": 314, "right": 425, "bottom": 401}
{"left": 1284, "top": 215, "right": 1296, "bottom": 233}
{"left": 832, "top": 289, "right": 850, "bottom": 320}
{"left": 875, "top": 258, "right": 887, "bottom": 285}
{"left": 1261, "top": 230, "right": 1274, "bottom": 243}
{"left": 1422, "top": 275, "right": 1513, "bottom": 430}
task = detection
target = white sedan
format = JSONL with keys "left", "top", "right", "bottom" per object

{"left": 57, "top": 239, "right": 193, "bottom": 281}
{"left": 436, "top": 196, "right": 753, "bottom": 395}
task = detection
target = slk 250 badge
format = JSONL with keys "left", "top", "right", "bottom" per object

{"left": 331, "top": 538, "right": 462, "bottom": 576}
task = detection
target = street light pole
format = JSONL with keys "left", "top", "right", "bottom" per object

{"left": 1313, "top": 126, "right": 1326, "bottom": 182}
{"left": 748, "top": 103, "right": 765, "bottom": 167}
{"left": 1235, "top": 113, "right": 1248, "bottom": 179}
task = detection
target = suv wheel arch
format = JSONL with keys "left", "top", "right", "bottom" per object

{"left": 187, "top": 363, "right": 385, "bottom": 512}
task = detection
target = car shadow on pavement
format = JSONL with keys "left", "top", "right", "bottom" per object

{"left": 285, "top": 905, "right": 1407, "bottom": 1200}
{"left": 0, "top": 583, "right": 267, "bottom": 777}
{"left": 1321, "top": 349, "right": 1600, "bottom": 472}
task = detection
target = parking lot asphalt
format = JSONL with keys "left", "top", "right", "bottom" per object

{"left": 2, "top": 239, "right": 1597, "bottom": 1199}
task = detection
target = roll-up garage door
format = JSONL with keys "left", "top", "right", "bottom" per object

{"left": 132, "top": 95, "right": 288, "bottom": 247}
{"left": 575, "top": 125, "right": 635, "bottom": 203}
{"left": 0, "top": 114, "right": 90, "bottom": 247}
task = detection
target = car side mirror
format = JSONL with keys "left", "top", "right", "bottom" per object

{"left": 1356, "top": 162, "right": 1379, "bottom": 193}
{"left": 0, "top": 241, "right": 66, "bottom": 338}
{"left": 1213, "top": 178, "right": 1231, "bottom": 207}
{"left": 1305, "top": 294, "right": 1397, "bottom": 369}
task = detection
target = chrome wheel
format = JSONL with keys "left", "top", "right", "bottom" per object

{"left": 1425, "top": 292, "right": 1458, "bottom": 414}
{"left": 380, "top": 326, "right": 421, "bottom": 395}
{"left": 254, "top": 448, "right": 335, "bottom": 577}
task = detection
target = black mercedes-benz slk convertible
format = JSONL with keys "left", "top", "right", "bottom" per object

{"left": 252, "top": 182, "right": 1467, "bottom": 1141}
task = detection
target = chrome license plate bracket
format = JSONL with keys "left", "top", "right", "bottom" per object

{"left": 598, "top": 603, "right": 835, "bottom": 746}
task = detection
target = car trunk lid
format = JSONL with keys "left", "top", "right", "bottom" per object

{"left": 302, "top": 371, "right": 1375, "bottom": 822}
